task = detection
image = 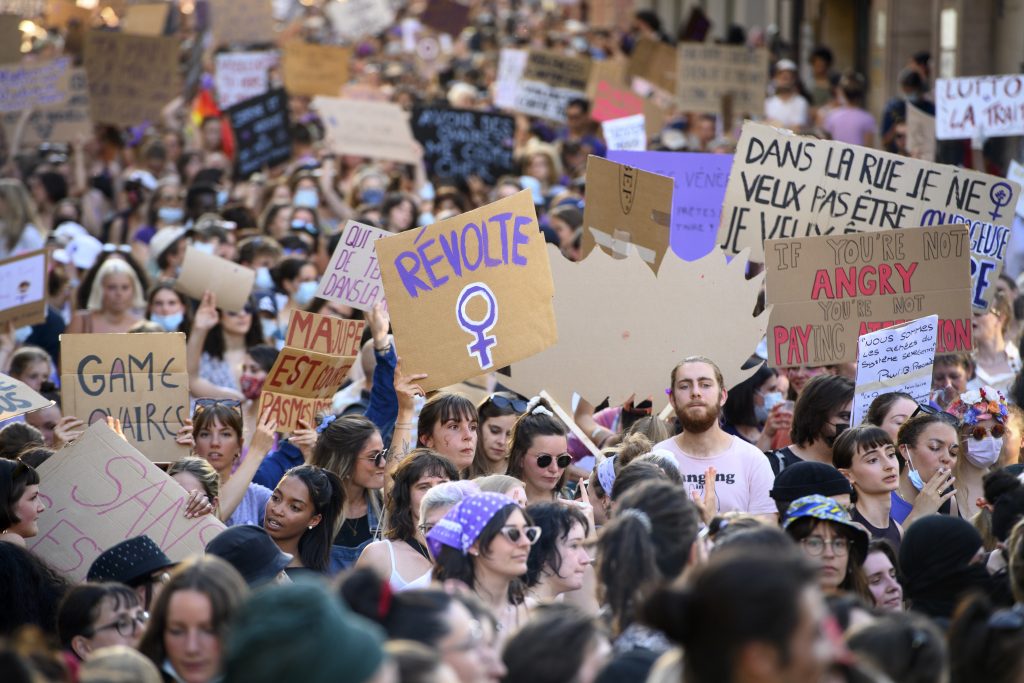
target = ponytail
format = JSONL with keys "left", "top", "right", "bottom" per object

{"left": 597, "top": 508, "right": 660, "bottom": 634}
{"left": 283, "top": 465, "right": 343, "bottom": 573}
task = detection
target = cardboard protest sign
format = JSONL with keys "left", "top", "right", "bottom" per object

{"left": 209, "top": 0, "right": 275, "bottom": 48}
{"left": 936, "top": 75, "right": 1024, "bottom": 140}
{"left": 628, "top": 38, "right": 677, "bottom": 95}
{"left": 376, "top": 190, "right": 557, "bottom": 391}
{"left": 589, "top": 0, "right": 633, "bottom": 30}
{"left": 325, "top": 0, "right": 395, "bottom": 41}
{"left": 60, "top": 333, "right": 190, "bottom": 463}
{"left": 906, "top": 102, "right": 936, "bottom": 161}
{"left": 0, "top": 14, "right": 21, "bottom": 65}
{"left": 313, "top": 96, "right": 419, "bottom": 165}
{"left": 28, "top": 421, "right": 225, "bottom": 582}
{"left": 539, "top": 389, "right": 601, "bottom": 462}
{"left": 0, "top": 57, "right": 71, "bottom": 112}
{"left": 0, "top": 372, "right": 53, "bottom": 421}
{"left": 586, "top": 56, "right": 629, "bottom": 100}
{"left": 2, "top": 0, "right": 45, "bottom": 15}
{"left": 411, "top": 107, "right": 515, "bottom": 185}
{"left": 609, "top": 150, "right": 732, "bottom": 262}
{"left": 226, "top": 88, "right": 291, "bottom": 180}
{"left": 676, "top": 44, "right": 768, "bottom": 115}
{"left": 580, "top": 155, "right": 673, "bottom": 271}
{"left": 281, "top": 41, "right": 351, "bottom": 98}
{"left": 1, "top": 66, "right": 90, "bottom": 145}
{"left": 44, "top": 0, "right": 90, "bottom": 29}
{"left": 592, "top": 81, "right": 644, "bottom": 122}
{"left": 214, "top": 50, "right": 278, "bottom": 109}
{"left": 257, "top": 310, "right": 364, "bottom": 432}
{"left": 0, "top": 249, "right": 46, "bottom": 329}
{"left": 84, "top": 31, "right": 179, "bottom": 127}
{"left": 494, "top": 48, "right": 528, "bottom": 110}
{"left": 317, "top": 220, "right": 390, "bottom": 312}
{"left": 718, "top": 121, "right": 1021, "bottom": 311}
{"left": 1009, "top": 161, "right": 1024, "bottom": 219}
{"left": 508, "top": 244, "right": 766, "bottom": 411}
{"left": 419, "top": 0, "right": 470, "bottom": 36}
{"left": 175, "top": 246, "right": 256, "bottom": 313}
{"left": 601, "top": 114, "right": 646, "bottom": 151}
{"left": 498, "top": 50, "right": 591, "bottom": 122}
{"left": 764, "top": 225, "right": 973, "bottom": 368}
{"left": 851, "top": 315, "right": 938, "bottom": 425}
{"left": 121, "top": 2, "right": 170, "bottom": 36}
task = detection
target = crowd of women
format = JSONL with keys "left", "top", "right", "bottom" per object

{"left": 4, "top": 1, "right": 1024, "bottom": 683}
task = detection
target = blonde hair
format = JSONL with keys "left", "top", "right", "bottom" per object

{"left": 0, "top": 179, "right": 41, "bottom": 251}
{"left": 86, "top": 258, "right": 146, "bottom": 311}
{"left": 475, "top": 474, "right": 525, "bottom": 496}
{"left": 168, "top": 456, "right": 221, "bottom": 502}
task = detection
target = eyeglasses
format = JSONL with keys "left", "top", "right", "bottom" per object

{"left": 362, "top": 448, "right": 389, "bottom": 468}
{"left": 536, "top": 453, "right": 572, "bottom": 469}
{"left": 482, "top": 394, "right": 529, "bottom": 413}
{"left": 910, "top": 403, "right": 962, "bottom": 429}
{"left": 418, "top": 522, "right": 435, "bottom": 536}
{"left": 194, "top": 398, "right": 242, "bottom": 413}
{"left": 971, "top": 423, "right": 1006, "bottom": 440}
{"left": 800, "top": 536, "right": 849, "bottom": 556}
{"left": 92, "top": 610, "right": 149, "bottom": 638}
{"left": 499, "top": 525, "right": 542, "bottom": 545}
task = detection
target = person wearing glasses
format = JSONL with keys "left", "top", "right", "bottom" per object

{"left": 949, "top": 386, "right": 1010, "bottom": 522}
{"left": 57, "top": 582, "right": 148, "bottom": 661}
{"left": 465, "top": 392, "right": 528, "bottom": 479}
{"left": 895, "top": 409, "right": 962, "bottom": 525}
{"left": 0, "top": 457, "right": 44, "bottom": 546}
{"left": 357, "top": 449, "right": 457, "bottom": 590}
{"left": 263, "top": 464, "right": 342, "bottom": 577}
{"left": 506, "top": 397, "right": 572, "bottom": 505}
{"left": 428, "top": 492, "right": 541, "bottom": 641}
{"left": 783, "top": 494, "right": 871, "bottom": 601}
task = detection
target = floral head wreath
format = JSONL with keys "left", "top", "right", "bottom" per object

{"left": 949, "top": 386, "right": 1009, "bottom": 427}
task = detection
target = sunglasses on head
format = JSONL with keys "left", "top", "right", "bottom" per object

{"left": 195, "top": 398, "right": 242, "bottom": 413}
{"left": 499, "top": 525, "right": 542, "bottom": 545}
{"left": 536, "top": 453, "right": 572, "bottom": 469}
{"left": 484, "top": 394, "right": 528, "bottom": 413}
{"left": 910, "top": 403, "right": 962, "bottom": 429}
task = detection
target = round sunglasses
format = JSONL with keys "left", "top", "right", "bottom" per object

{"left": 536, "top": 453, "right": 572, "bottom": 469}
{"left": 970, "top": 423, "right": 1005, "bottom": 440}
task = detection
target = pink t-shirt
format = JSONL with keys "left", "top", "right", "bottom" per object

{"left": 655, "top": 435, "right": 777, "bottom": 516}
{"left": 823, "top": 106, "right": 876, "bottom": 146}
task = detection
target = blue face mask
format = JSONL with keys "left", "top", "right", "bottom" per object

{"left": 290, "top": 219, "right": 317, "bottom": 236}
{"left": 293, "top": 188, "right": 320, "bottom": 209}
{"left": 361, "top": 188, "right": 385, "bottom": 206}
{"left": 151, "top": 312, "right": 184, "bottom": 331}
{"left": 260, "top": 318, "right": 281, "bottom": 340}
{"left": 157, "top": 206, "right": 184, "bottom": 224}
{"left": 255, "top": 266, "right": 274, "bottom": 291}
{"left": 192, "top": 241, "right": 216, "bottom": 255}
{"left": 216, "top": 189, "right": 229, "bottom": 207}
{"left": 13, "top": 325, "right": 32, "bottom": 344}
{"left": 294, "top": 281, "right": 318, "bottom": 306}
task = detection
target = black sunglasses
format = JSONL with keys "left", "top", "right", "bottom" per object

{"left": 484, "top": 394, "right": 528, "bottom": 413}
{"left": 910, "top": 403, "right": 962, "bottom": 428}
{"left": 536, "top": 453, "right": 572, "bottom": 469}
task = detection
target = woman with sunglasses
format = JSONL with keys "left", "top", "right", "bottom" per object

{"left": 896, "top": 410, "right": 962, "bottom": 525}
{"left": 506, "top": 397, "right": 572, "bottom": 505}
{"left": 428, "top": 492, "right": 541, "bottom": 641}
{"left": 466, "top": 392, "right": 528, "bottom": 479}
{"left": 357, "top": 449, "right": 458, "bottom": 589}
{"left": 0, "top": 458, "right": 45, "bottom": 546}
{"left": 263, "top": 464, "right": 343, "bottom": 577}
{"left": 58, "top": 582, "right": 148, "bottom": 661}
{"left": 949, "top": 386, "right": 1009, "bottom": 522}
{"left": 186, "top": 290, "right": 261, "bottom": 402}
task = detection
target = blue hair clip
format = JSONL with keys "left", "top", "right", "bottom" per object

{"left": 316, "top": 414, "right": 338, "bottom": 434}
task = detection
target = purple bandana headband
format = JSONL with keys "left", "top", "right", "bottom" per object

{"left": 426, "top": 492, "right": 516, "bottom": 558}
{"left": 597, "top": 455, "right": 617, "bottom": 495}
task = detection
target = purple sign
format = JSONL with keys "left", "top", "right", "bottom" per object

{"left": 608, "top": 151, "right": 733, "bottom": 261}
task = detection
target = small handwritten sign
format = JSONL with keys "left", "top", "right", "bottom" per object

{"left": 937, "top": 75, "right": 1024, "bottom": 140}
{"left": 317, "top": 220, "right": 390, "bottom": 312}
{"left": 852, "top": 315, "right": 938, "bottom": 425}
{"left": 0, "top": 57, "right": 71, "bottom": 112}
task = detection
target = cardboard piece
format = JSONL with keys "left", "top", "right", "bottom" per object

{"left": 209, "top": 0, "right": 275, "bottom": 48}
{"left": 608, "top": 150, "right": 732, "bottom": 262}
{"left": 0, "top": 14, "right": 22, "bottom": 65}
{"left": 508, "top": 244, "right": 766, "bottom": 410}
{"left": 765, "top": 225, "right": 972, "bottom": 368}
{"left": 339, "top": 82, "right": 389, "bottom": 102}
{"left": 1, "top": 0, "right": 45, "bottom": 16}
{"left": 317, "top": 220, "right": 390, "bottom": 312}
{"left": 905, "top": 102, "right": 936, "bottom": 162}
{"left": 257, "top": 310, "right": 364, "bottom": 432}
{"left": 586, "top": 57, "right": 629, "bottom": 100}
{"left": 175, "top": 246, "right": 255, "bottom": 313}
{"left": 589, "top": 0, "right": 633, "bottom": 31}
{"left": 214, "top": 50, "right": 278, "bottom": 110}
{"left": 851, "top": 315, "right": 938, "bottom": 425}
{"left": 539, "top": 389, "right": 601, "bottom": 462}
{"left": 226, "top": 88, "right": 292, "bottom": 180}
{"left": 83, "top": 31, "right": 179, "bottom": 127}
{"left": 313, "top": 96, "right": 419, "bottom": 165}
{"left": 418, "top": 0, "right": 470, "bottom": 36}
{"left": 1, "top": 66, "right": 90, "bottom": 145}
{"left": 497, "top": 50, "right": 591, "bottom": 122}
{"left": 628, "top": 38, "right": 677, "bottom": 95}
{"left": 281, "top": 41, "right": 351, "bottom": 98}
{"left": 592, "top": 81, "right": 644, "bottom": 122}
{"left": 580, "top": 155, "right": 673, "bottom": 271}
{"left": 936, "top": 75, "right": 1024, "bottom": 140}
{"left": 325, "top": 0, "right": 395, "bottom": 41}
{"left": 44, "top": 0, "right": 90, "bottom": 29}
{"left": 121, "top": 2, "right": 170, "bottom": 36}
{"left": 0, "top": 57, "right": 71, "bottom": 112}
{"left": 718, "top": 121, "right": 1021, "bottom": 311}
{"left": 0, "top": 372, "right": 53, "bottom": 421}
{"left": 376, "top": 190, "right": 557, "bottom": 391}
{"left": 28, "top": 421, "right": 225, "bottom": 582}
{"left": 676, "top": 44, "right": 768, "bottom": 115}
{"left": 1009, "top": 160, "right": 1024, "bottom": 219}
{"left": 60, "top": 333, "right": 190, "bottom": 462}
{"left": 601, "top": 114, "right": 646, "bottom": 151}
{"left": 411, "top": 107, "right": 516, "bottom": 185}
{"left": 0, "top": 249, "right": 46, "bottom": 329}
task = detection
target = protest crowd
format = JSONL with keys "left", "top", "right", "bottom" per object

{"left": 6, "top": 1, "right": 1024, "bottom": 683}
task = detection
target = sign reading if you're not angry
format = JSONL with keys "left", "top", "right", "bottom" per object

{"left": 376, "top": 190, "right": 557, "bottom": 391}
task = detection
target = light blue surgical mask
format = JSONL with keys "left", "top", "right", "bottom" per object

{"left": 294, "top": 281, "right": 318, "bottom": 306}
{"left": 361, "top": 188, "right": 385, "bottom": 206}
{"left": 216, "top": 189, "right": 229, "bottom": 207}
{"left": 293, "top": 188, "right": 320, "bottom": 209}
{"left": 192, "top": 241, "right": 216, "bottom": 255}
{"left": 150, "top": 312, "right": 183, "bottom": 331}
{"left": 14, "top": 325, "right": 32, "bottom": 343}
{"left": 260, "top": 318, "right": 281, "bottom": 340}
{"left": 255, "top": 266, "right": 274, "bottom": 291}
{"left": 157, "top": 206, "right": 184, "bottom": 224}
{"left": 902, "top": 446, "right": 925, "bottom": 491}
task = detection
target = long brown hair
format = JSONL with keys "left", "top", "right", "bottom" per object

{"left": 384, "top": 450, "right": 458, "bottom": 541}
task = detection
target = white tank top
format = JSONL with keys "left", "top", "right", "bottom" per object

{"left": 385, "top": 539, "right": 432, "bottom": 591}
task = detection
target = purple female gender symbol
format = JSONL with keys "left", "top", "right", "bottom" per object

{"left": 456, "top": 282, "right": 499, "bottom": 369}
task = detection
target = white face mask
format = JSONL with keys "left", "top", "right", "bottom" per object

{"left": 965, "top": 435, "right": 1003, "bottom": 469}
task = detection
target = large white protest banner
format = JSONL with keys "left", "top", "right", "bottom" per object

{"left": 936, "top": 75, "right": 1024, "bottom": 140}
